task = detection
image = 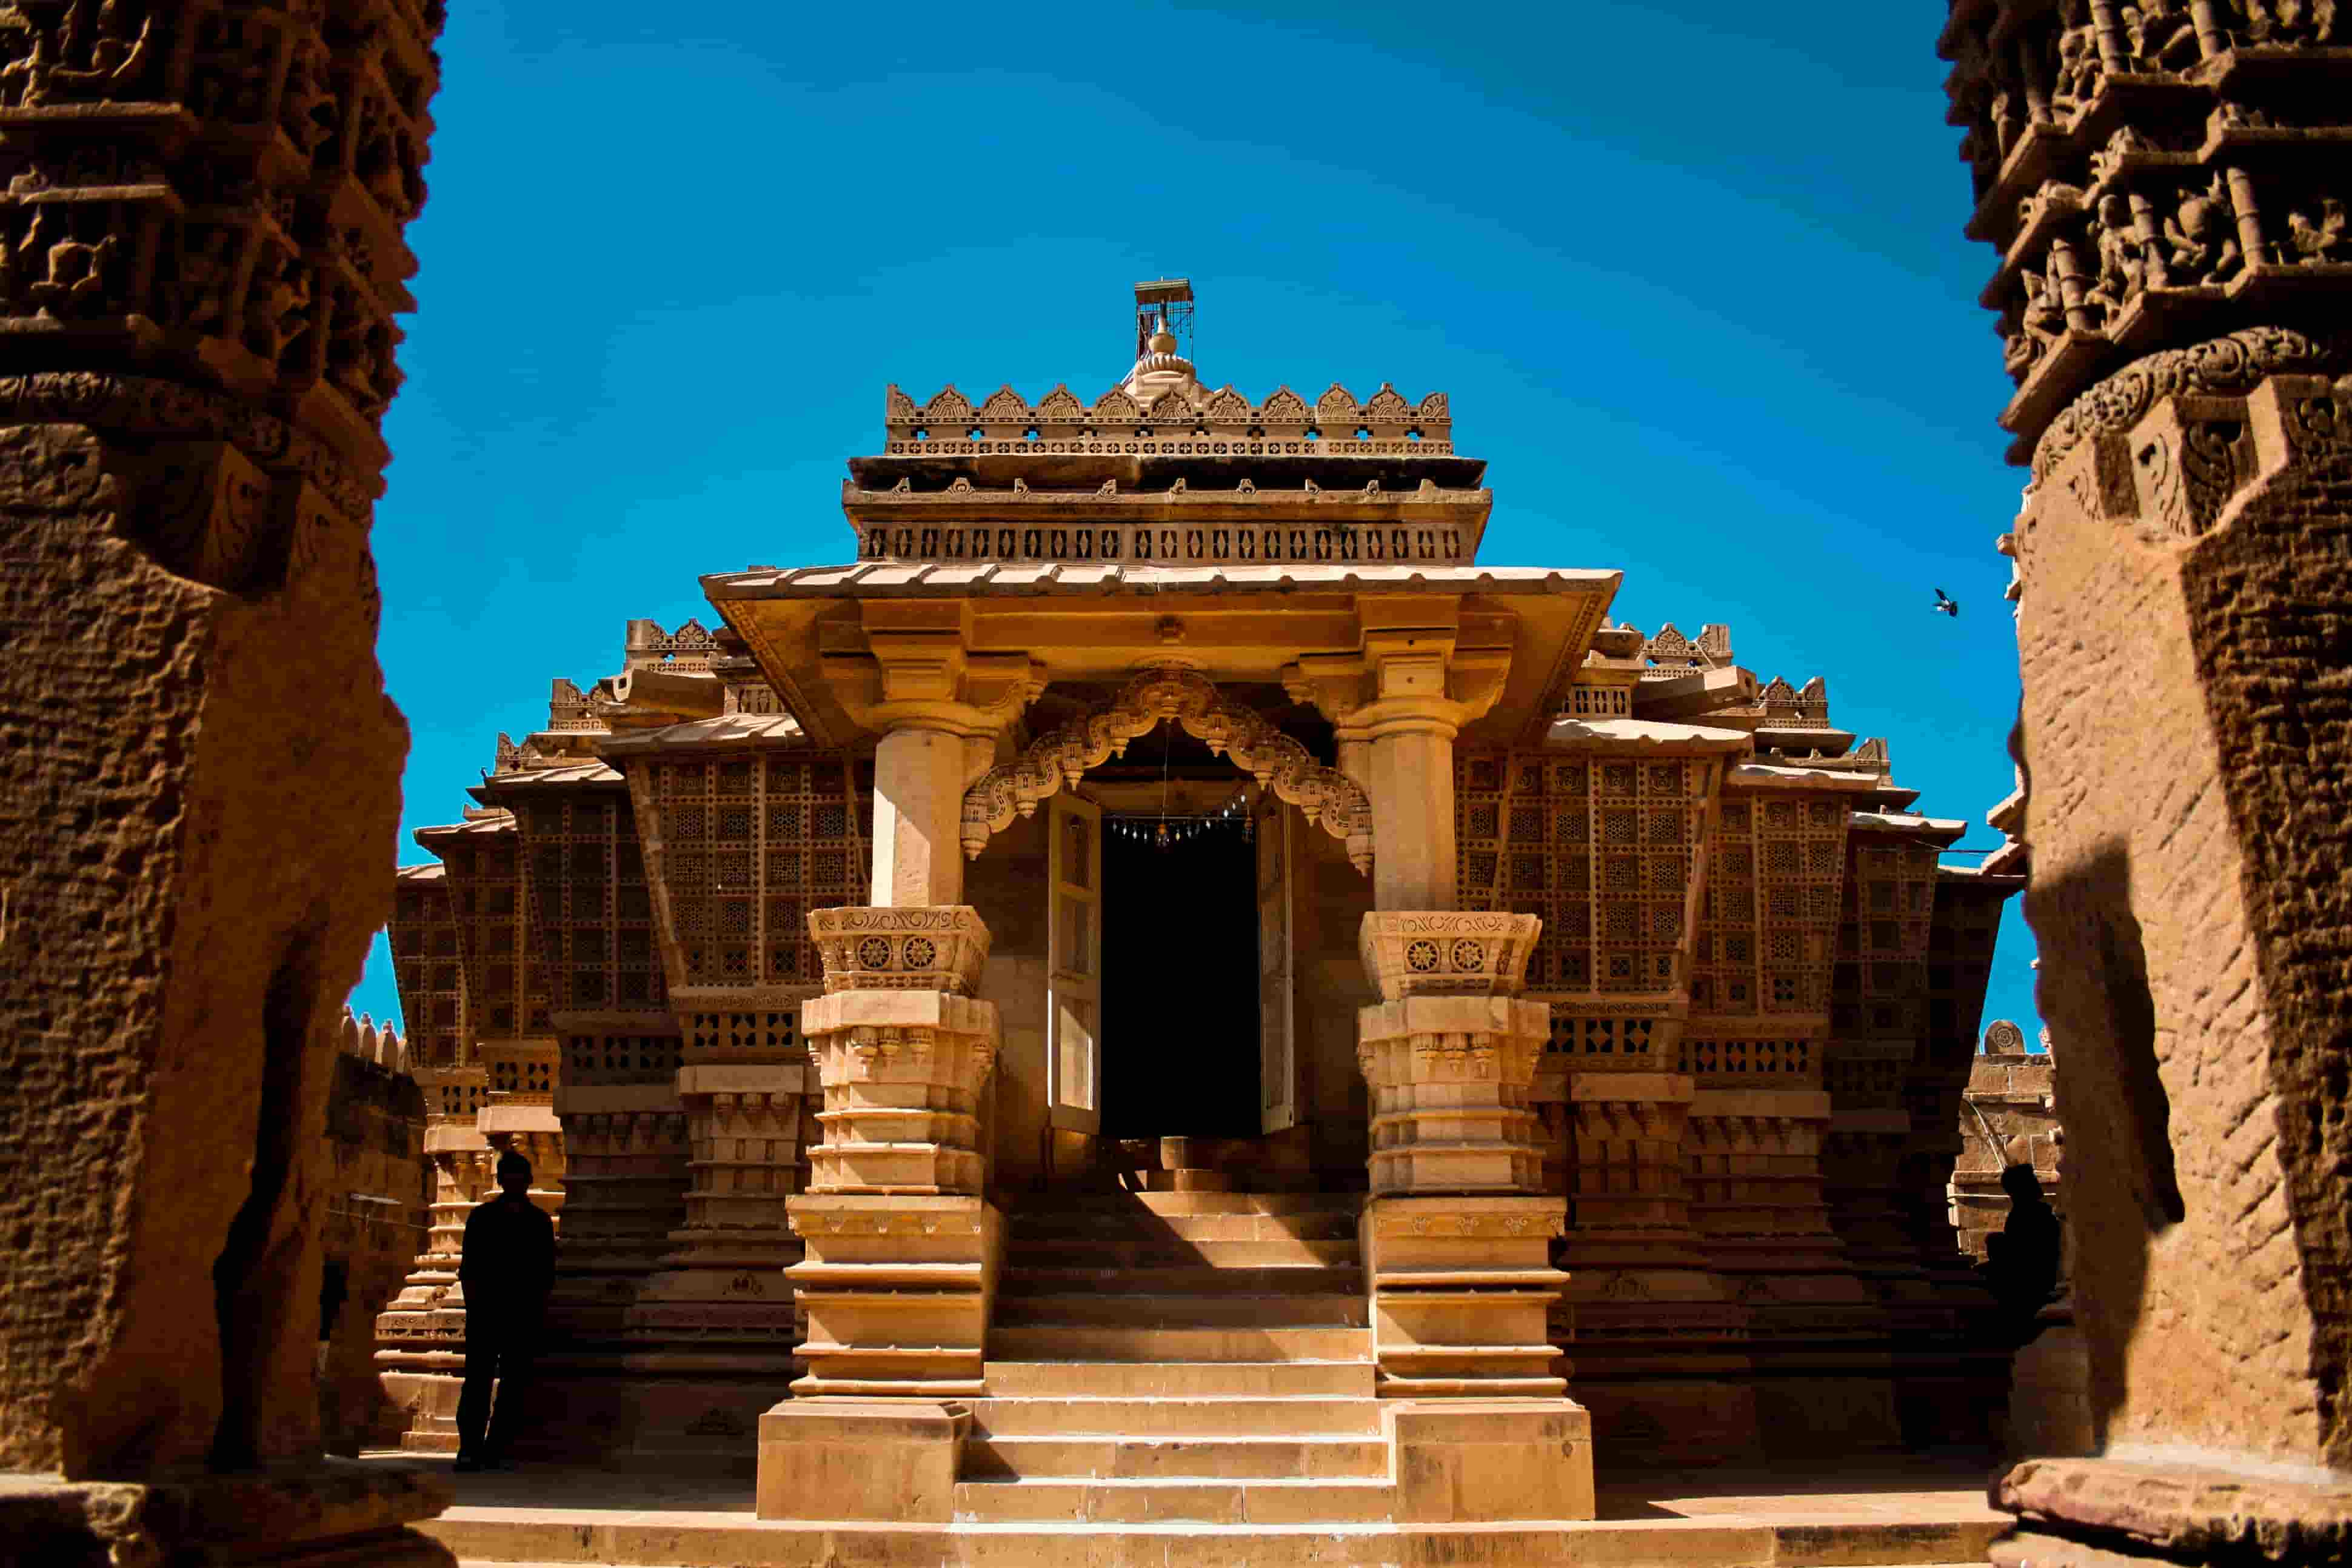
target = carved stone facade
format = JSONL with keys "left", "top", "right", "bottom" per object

{"left": 0, "top": 2, "right": 450, "bottom": 1561}
{"left": 1940, "top": 8, "right": 2352, "bottom": 1561}
{"left": 1949, "top": 1021, "right": 2064, "bottom": 1264}
{"left": 383, "top": 292, "right": 2019, "bottom": 1521}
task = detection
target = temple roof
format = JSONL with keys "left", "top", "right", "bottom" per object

{"left": 704, "top": 561, "right": 1616, "bottom": 601}
{"left": 1541, "top": 716, "right": 1751, "bottom": 752}
{"left": 475, "top": 759, "right": 624, "bottom": 790}
{"left": 596, "top": 712, "right": 811, "bottom": 756}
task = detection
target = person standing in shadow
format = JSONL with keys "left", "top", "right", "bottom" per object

{"left": 454, "top": 1149, "right": 555, "bottom": 1472}
{"left": 1982, "top": 1161, "right": 2062, "bottom": 1346}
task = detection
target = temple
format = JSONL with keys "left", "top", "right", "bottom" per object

{"left": 375, "top": 284, "right": 2023, "bottom": 1527}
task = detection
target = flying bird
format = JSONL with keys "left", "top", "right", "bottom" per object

{"left": 1933, "top": 588, "right": 1960, "bottom": 618}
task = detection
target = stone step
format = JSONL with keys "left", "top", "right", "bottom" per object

{"left": 951, "top": 1475, "right": 1395, "bottom": 1524}
{"left": 964, "top": 1433, "right": 1389, "bottom": 1480}
{"left": 984, "top": 1358, "right": 1374, "bottom": 1397}
{"left": 991, "top": 1292, "right": 1368, "bottom": 1328}
{"left": 1015, "top": 1192, "right": 1364, "bottom": 1218}
{"left": 986, "top": 1323, "right": 1372, "bottom": 1363}
{"left": 1003, "top": 1236, "right": 1361, "bottom": 1269}
{"left": 997, "top": 1264, "right": 1363, "bottom": 1296}
{"left": 1007, "top": 1210, "right": 1362, "bottom": 1243}
{"left": 969, "top": 1395, "right": 1383, "bottom": 1437}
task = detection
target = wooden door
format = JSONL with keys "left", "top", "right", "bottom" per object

{"left": 1255, "top": 789, "right": 1298, "bottom": 1134}
{"left": 1046, "top": 792, "right": 1103, "bottom": 1134}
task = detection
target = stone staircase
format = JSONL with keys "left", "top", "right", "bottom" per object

{"left": 956, "top": 1189, "right": 1391, "bottom": 1524}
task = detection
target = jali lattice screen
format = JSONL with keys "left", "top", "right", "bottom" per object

{"left": 1455, "top": 750, "right": 1712, "bottom": 993}
{"left": 389, "top": 869, "right": 465, "bottom": 1067}
{"left": 512, "top": 786, "right": 669, "bottom": 1010}
{"left": 428, "top": 821, "right": 552, "bottom": 1041}
{"left": 635, "top": 752, "right": 874, "bottom": 987}
{"left": 1832, "top": 836, "right": 1940, "bottom": 1045}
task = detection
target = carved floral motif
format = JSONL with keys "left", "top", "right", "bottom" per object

{"left": 961, "top": 666, "right": 1374, "bottom": 873}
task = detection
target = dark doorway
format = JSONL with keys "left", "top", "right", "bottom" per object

{"left": 1100, "top": 818, "right": 1260, "bottom": 1139}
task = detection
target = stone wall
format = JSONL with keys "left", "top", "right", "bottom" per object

{"left": 319, "top": 1012, "right": 430, "bottom": 1456}
{"left": 1949, "top": 1024, "right": 2062, "bottom": 1264}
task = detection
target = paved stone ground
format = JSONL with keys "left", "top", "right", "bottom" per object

{"left": 364, "top": 1448, "right": 2008, "bottom": 1566}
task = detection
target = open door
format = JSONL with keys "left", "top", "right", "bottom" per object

{"left": 1255, "top": 787, "right": 1297, "bottom": 1134}
{"left": 1046, "top": 792, "right": 1103, "bottom": 1135}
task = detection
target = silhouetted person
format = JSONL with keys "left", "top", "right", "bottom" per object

{"left": 455, "top": 1150, "right": 554, "bottom": 1472}
{"left": 1982, "top": 1162, "right": 2061, "bottom": 1345}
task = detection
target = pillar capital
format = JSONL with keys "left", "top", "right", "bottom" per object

{"left": 822, "top": 600, "right": 1044, "bottom": 745}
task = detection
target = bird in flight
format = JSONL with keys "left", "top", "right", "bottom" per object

{"left": 1933, "top": 588, "right": 1960, "bottom": 618}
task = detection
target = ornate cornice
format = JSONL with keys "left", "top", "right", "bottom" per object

{"left": 2030, "top": 324, "right": 2348, "bottom": 485}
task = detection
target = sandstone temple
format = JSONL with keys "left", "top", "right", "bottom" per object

{"left": 369, "top": 287, "right": 2028, "bottom": 1529}
{"left": 7, "top": 5, "right": 2352, "bottom": 1566}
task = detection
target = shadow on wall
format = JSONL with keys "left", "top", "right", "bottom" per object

{"left": 2024, "top": 836, "right": 2185, "bottom": 1452}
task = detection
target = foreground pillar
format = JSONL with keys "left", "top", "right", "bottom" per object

{"left": 0, "top": 4, "right": 454, "bottom": 1561}
{"left": 1352, "top": 911, "right": 1594, "bottom": 1522}
{"left": 1939, "top": 7, "right": 2352, "bottom": 1557}
{"left": 757, "top": 907, "right": 1001, "bottom": 1523}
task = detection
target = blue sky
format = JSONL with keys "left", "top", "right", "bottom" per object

{"left": 349, "top": 1, "right": 2043, "bottom": 1047}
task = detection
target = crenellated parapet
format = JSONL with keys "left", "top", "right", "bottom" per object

{"left": 886, "top": 379, "right": 1453, "bottom": 456}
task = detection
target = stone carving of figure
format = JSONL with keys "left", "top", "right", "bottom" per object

{"left": 1, "top": 0, "right": 155, "bottom": 107}
{"left": 2005, "top": 269, "right": 2068, "bottom": 377}
{"left": 2054, "top": 18, "right": 2105, "bottom": 114}
{"left": 2122, "top": 0, "right": 2203, "bottom": 68}
{"left": 164, "top": 225, "right": 238, "bottom": 335}
{"left": 2165, "top": 178, "right": 2243, "bottom": 282}
{"left": 2284, "top": 196, "right": 2348, "bottom": 262}
{"left": 2085, "top": 195, "right": 2156, "bottom": 320}
{"left": 2239, "top": 0, "right": 2340, "bottom": 44}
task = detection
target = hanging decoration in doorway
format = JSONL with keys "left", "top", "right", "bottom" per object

{"left": 1106, "top": 788, "right": 1254, "bottom": 851}
{"left": 1109, "top": 720, "right": 1253, "bottom": 852}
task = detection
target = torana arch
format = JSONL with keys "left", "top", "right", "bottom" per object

{"left": 959, "top": 666, "right": 1373, "bottom": 872}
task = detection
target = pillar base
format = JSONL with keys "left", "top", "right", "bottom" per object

{"left": 1363, "top": 1195, "right": 1567, "bottom": 1397}
{"left": 1991, "top": 1458, "right": 2352, "bottom": 1568}
{"left": 0, "top": 1463, "right": 453, "bottom": 1567}
{"left": 1386, "top": 1399, "right": 1595, "bottom": 1523}
{"left": 785, "top": 1193, "right": 1000, "bottom": 1396}
{"left": 2009, "top": 1316, "right": 2096, "bottom": 1460}
{"left": 754, "top": 1400, "right": 970, "bottom": 1522}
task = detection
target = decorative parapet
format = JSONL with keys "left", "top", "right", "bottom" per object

{"left": 807, "top": 906, "right": 991, "bottom": 997}
{"left": 884, "top": 380, "right": 1452, "bottom": 456}
{"left": 962, "top": 666, "right": 1372, "bottom": 873}
{"left": 1359, "top": 911, "right": 1541, "bottom": 1001}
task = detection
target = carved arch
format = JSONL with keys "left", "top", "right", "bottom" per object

{"left": 961, "top": 667, "right": 1372, "bottom": 873}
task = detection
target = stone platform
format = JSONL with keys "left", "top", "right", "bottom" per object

{"left": 370, "top": 1453, "right": 2006, "bottom": 1566}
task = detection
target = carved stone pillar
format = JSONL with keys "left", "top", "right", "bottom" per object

{"left": 1291, "top": 599, "right": 1511, "bottom": 912}
{"left": 1941, "top": 4, "right": 2352, "bottom": 1553}
{"left": 0, "top": 1, "right": 451, "bottom": 1557}
{"left": 1349, "top": 910, "right": 1594, "bottom": 1521}
{"left": 1354, "top": 913, "right": 1566, "bottom": 1393}
{"left": 760, "top": 907, "right": 1002, "bottom": 1524}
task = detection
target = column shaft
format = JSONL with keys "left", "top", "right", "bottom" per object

{"left": 871, "top": 727, "right": 969, "bottom": 908}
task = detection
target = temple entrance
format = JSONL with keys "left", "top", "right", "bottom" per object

{"left": 1098, "top": 811, "right": 1260, "bottom": 1138}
